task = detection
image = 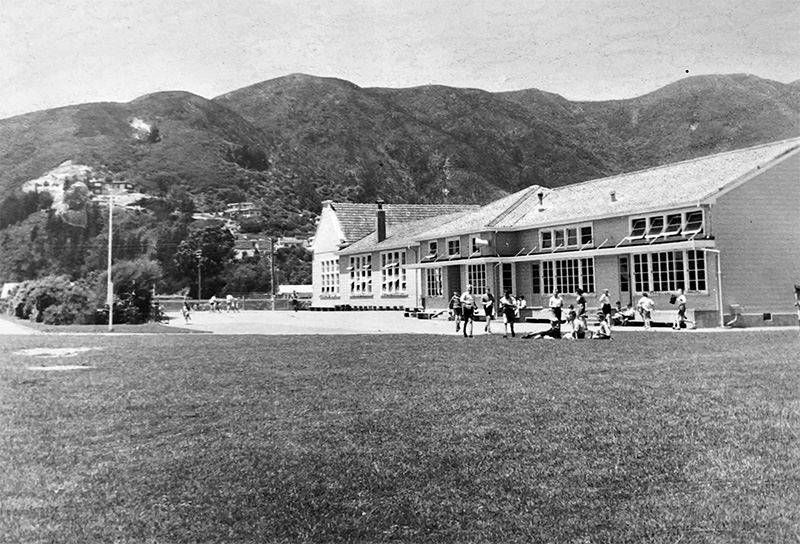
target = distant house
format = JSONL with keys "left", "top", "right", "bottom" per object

{"left": 233, "top": 238, "right": 265, "bottom": 259}
{"left": 224, "top": 202, "right": 262, "bottom": 218}
{"left": 88, "top": 179, "right": 136, "bottom": 195}
{"left": 275, "top": 237, "right": 309, "bottom": 250}
{"left": 312, "top": 138, "right": 800, "bottom": 327}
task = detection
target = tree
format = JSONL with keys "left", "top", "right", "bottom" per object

{"left": 174, "top": 225, "right": 236, "bottom": 298}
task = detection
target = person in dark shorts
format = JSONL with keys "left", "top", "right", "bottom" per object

{"left": 460, "top": 285, "right": 476, "bottom": 338}
{"left": 481, "top": 288, "right": 495, "bottom": 334}
{"left": 500, "top": 289, "right": 517, "bottom": 338}
{"left": 449, "top": 291, "right": 462, "bottom": 332}
{"left": 599, "top": 288, "right": 613, "bottom": 325}
{"left": 549, "top": 289, "right": 564, "bottom": 323}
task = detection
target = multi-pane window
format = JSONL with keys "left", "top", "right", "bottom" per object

{"left": 631, "top": 250, "right": 706, "bottom": 293}
{"left": 651, "top": 251, "right": 684, "bottom": 292}
{"left": 539, "top": 258, "right": 595, "bottom": 294}
{"left": 531, "top": 262, "right": 541, "bottom": 294}
{"left": 349, "top": 255, "right": 372, "bottom": 296}
{"left": 629, "top": 210, "right": 705, "bottom": 240}
{"left": 619, "top": 256, "right": 630, "bottom": 293}
{"left": 646, "top": 216, "right": 664, "bottom": 238}
{"left": 580, "top": 226, "right": 593, "bottom": 245}
{"left": 630, "top": 218, "right": 647, "bottom": 239}
{"left": 428, "top": 241, "right": 438, "bottom": 257}
{"left": 541, "top": 224, "right": 593, "bottom": 250}
{"left": 425, "top": 267, "right": 443, "bottom": 297}
{"left": 686, "top": 250, "right": 707, "bottom": 291}
{"left": 684, "top": 211, "right": 704, "bottom": 236}
{"left": 381, "top": 251, "right": 407, "bottom": 294}
{"left": 633, "top": 254, "right": 650, "bottom": 292}
{"left": 320, "top": 258, "right": 339, "bottom": 297}
{"left": 447, "top": 237, "right": 461, "bottom": 257}
{"left": 502, "top": 263, "right": 514, "bottom": 294}
{"left": 467, "top": 264, "right": 487, "bottom": 295}
{"left": 541, "top": 231, "right": 553, "bottom": 250}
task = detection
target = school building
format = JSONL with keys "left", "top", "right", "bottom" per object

{"left": 311, "top": 138, "right": 800, "bottom": 327}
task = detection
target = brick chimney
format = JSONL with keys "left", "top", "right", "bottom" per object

{"left": 376, "top": 199, "right": 386, "bottom": 242}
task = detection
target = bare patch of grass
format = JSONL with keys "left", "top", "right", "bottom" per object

{"left": 0, "top": 332, "right": 798, "bottom": 542}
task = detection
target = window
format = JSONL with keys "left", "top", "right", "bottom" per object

{"left": 646, "top": 216, "right": 664, "bottom": 238}
{"left": 425, "top": 267, "right": 443, "bottom": 297}
{"left": 381, "top": 251, "right": 407, "bottom": 294}
{"left": 471, "top": 237, "right": 481, "bottom": 254}
{"left": 320, "top": 258, "right": 340, "bottom": 297}
{"left": 428, "top": 241, "right": 438, "bottom": 257}
{"left": 629, "top": 210, "right": 705, "bottom": 241}
{"left": 531, "top": 262, "right": 541, "bottom": 294}
{"left": 447, "top": 238, "right": 461, "bottom": 257}
{"left": 541, "top": 224, "right": 593, "bottom": 250}
{"left": 632, "top": 250, "right": 706, "bottom": 293}
{"left": 502, "top": 263, "right": 514, "bottom": 294}
{"left": 538, "top": 258, "right": 595, "bottom": 294}
{"left": 684, "top": 211, "right": 704, "bottom": 236}
{"left": 349, "top": 255, "right": 372, "bottom": 296}
{"left": 619, "top": 256, "right": 630, "bottom": 293}
{"left": 651, "top": 251, "right": 684, "bottom": 292}
{"left": 541, "top": 231, "right": 553, "bottom": 250}
{"left": 554, "top": 230, "right": 565, "bottom": 249}
{"left": 633, "top": 254, "right": 650, "bottom": 292}
{"left": 567, "top": 228, "right": 578, "bottom": 247}
{"left": 664, "top": 214, "right": 682, "bottom": 236}
{"left": 630, "top": 218, "right": 647, "bottom": 239}
{"left": 686, "top": 250, "right": 707, "bottom": 291}
{"left": 580, "top": 226, "right": 593, "bottom": 246}
{"left": 467, "top": 264, "right": 487, "bottom": 295}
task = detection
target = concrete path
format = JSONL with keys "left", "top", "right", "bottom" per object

{"left": 0, "top": 316, "right": 40, "bottom": 335}
{"left": 163, "top": 309, "right": 548, "bottom": 336}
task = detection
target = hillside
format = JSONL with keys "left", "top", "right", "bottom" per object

{"left": 1, "top": 73, "right": 798, "bottom": 216}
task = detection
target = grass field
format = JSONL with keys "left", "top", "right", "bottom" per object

{"left": 1, "top": 331, "right": 798, "bottom": 543}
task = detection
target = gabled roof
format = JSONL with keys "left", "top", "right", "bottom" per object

{"left": 331, "top": 202, "right": 478, "bottom": 244}
{"left": 414, "top": 137, "right": 800, "bottom": 239}
{"left": 339, "top": 211, "right": 472, "bottom": 255}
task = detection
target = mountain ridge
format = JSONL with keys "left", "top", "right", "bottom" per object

{"left": 1, "top": 73, "right": 798, "bottom": 214}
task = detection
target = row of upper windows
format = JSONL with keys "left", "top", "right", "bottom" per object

{"left": 419, "top": 209, "right": 706, "bottom": 257}
{"left": 629, "top": 210, "right": 704, "bottom": 241}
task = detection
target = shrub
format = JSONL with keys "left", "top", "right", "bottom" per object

{"left": 9, "top": 275, "right": 94, "bottom": 324}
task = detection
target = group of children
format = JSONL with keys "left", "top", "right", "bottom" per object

{"left": 180, "top": 294, "right": 241, "bottom": 324}
{"left": 448, "top": 284, "right": 698, "bottom": 340}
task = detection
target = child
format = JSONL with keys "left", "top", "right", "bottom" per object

{"left": 794, "top": 285, "right": 800, "bottom": 337}
{"left": 593, "top": 318, "right": 612, "bottom": 340}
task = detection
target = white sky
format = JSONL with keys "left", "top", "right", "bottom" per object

{"left": 0, "top": 0, "right": 797, "bottom": 119}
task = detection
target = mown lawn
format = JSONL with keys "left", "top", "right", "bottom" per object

{"left": 1, "top": 332, "right": 798, "bottom": 543}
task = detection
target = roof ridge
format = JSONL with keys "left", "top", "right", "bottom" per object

{"left": 547, "top": 137, "right": 800, "bottom": 193}
{"left": 486, "top": 186, "right": 542, "bottom": 227}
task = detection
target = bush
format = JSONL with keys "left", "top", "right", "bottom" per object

{"left": 9, "top": 275, "right": 94, "bottom": 324}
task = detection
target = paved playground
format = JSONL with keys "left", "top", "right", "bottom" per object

{"left": 164, "top": 309, "right": 542, "bottom": 336}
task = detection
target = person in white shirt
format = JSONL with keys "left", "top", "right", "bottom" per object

{"left": 672, "top": 288, "right": 693, "bottom": 330}
{"left": 460, "top": 285, "right": 476, "bottom": 338}
{"left": 637, "top": 292, "right": 655, "bottom": 329}
{"left": 499, "top": 289, "right": 517, "bottom": 338}
{"left": 548, "top": 289, "right": 564, "bottom": 323}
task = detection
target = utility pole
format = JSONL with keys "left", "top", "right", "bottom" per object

{"left": 195, "top": 249, "right": 203, "bottom": 302}
{"left": 107, "top": 194, "right": 114, "bottom": 332}
{"left": 270, "top": 237, "right": 276, "bottom": 311}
